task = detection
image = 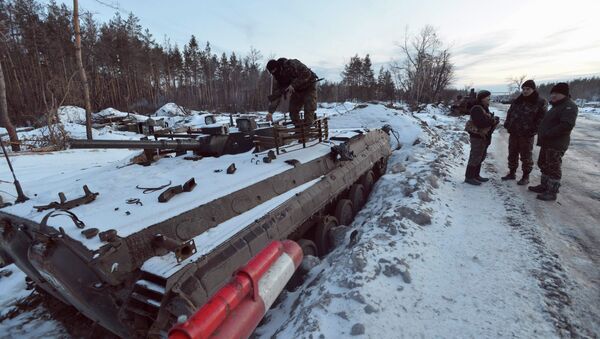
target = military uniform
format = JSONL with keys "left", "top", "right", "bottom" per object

{"left": 529, "top": 96, "right": 578, "bottom": 200}
{"left": 503, "top": 91, "right": 547, "bottom": 177}
{"left": 267, "top": 58, "right": 318, "bottom": 127}
{"left": 464, "top": 100, "right": 499, "bottom": 184}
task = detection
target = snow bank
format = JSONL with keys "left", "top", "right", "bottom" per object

{"left": 57, "top": 106, "right": 87, "bottom": 124}
{"left": 95, "top": 107, "right": 149, "bottom": 122}
{"left": 579, "top": 105, "right": 600, "bottom": 122}
{"left": 0, "top": 265, "right": 66, "bottom": 336}
{"left": 154, "top": 103, "right": 189, "bottom": 117}
{"left": 0, "top": 265, "right": 31, "bottom": 318}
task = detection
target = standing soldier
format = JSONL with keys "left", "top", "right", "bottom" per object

{"left": 266, "top": 58, "right": 319, "bottom": 128}
{"left": 469, "top": 88, "right": 476, "bottom": 101}
{"left": 528, "top": 82, "right": 578, "bottom": 201}
{"left": 464, "top": 90, "right": 500, "bottom": 185}
{"left": 502, "top": 80, "right": 547, "bottom": 185}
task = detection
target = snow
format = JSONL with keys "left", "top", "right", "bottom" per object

{"left": 94, "top": 107, "right": 150, "bottom": 122}
{"left": 2, "top": 101, "right": 597, "bottom": 337}
{"left": 0, "top": 265, "right": 31, "bottom": 318}
{"left": 254, "top": 103, "right": 576, "bottom": 338}
{"left": 57, "top": 106, "right": 87, "bottom": 124}
{"left": 142, "top": 178, "right": 322, "bottom": 277}
{"left": 0, "top": 132, "right": 346, "bottom": 252}
{"left": 152, "top": 103, "right": 221, "bottom": 128}
{"left": 154, "top": 103, "right": 188, "bottom": 117}
{"left": 0, "top": 265, "right": 66, "bottom": 337}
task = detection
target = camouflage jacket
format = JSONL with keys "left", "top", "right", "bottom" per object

{"left": 537, "top": 97, "right": 578, "bottom": 151}
{"left": 466, "top": 104, "right": 497, "bottom": 139}
{"left": 504, "top": 92, "right": 547, "bottom": 137}
{"left": 271, "top": 58, "right": 317, "bottom": 92}
{"left": 268, "top": 58, "right": 318, "bottom": 113}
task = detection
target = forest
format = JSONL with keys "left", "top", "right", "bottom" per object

{"left": 0, "top": 0, "right": 404, "bottom": 126}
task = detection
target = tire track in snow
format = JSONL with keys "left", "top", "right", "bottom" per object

{"left": 483, "top": 161, "right": 584, "bottom": 338}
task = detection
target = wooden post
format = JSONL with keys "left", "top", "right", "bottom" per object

{"left": 73, "top": 0, "right": 93, "bottom": 140}
{"left": 273, "top": 125, "right": 280, "bottom": 155}
{"left": 317, "top": 119, "right": 322, "bottom": 143}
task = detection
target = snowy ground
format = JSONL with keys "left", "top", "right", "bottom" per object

{"left": 255, "top": 103, "right": 599, "bottom": 338}
{"left": 1, "top": 102, "right": 599, "bottom": 338}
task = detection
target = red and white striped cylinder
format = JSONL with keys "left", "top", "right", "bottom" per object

{"left": 169, "top": 240, "right": 303, "bottom": 339}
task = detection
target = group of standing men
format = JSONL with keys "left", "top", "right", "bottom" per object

{"left": 464, "top": 80, "right": 578, "bottom": 201}
{"left": 263, "top": 58, "right": 579, "bottom": 202}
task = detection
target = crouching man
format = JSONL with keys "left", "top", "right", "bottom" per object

{"left": 502, "top": 79, "right": 547, "bottom": 185}
{"left": 266, "top": 58, "right": 319, "bottom": 127}
{"left": 528, "top": 82, "right": 578, "bottom": 201}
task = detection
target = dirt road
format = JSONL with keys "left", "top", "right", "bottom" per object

{"left": 490, "top": 103, "right": 600, "bottom": 337}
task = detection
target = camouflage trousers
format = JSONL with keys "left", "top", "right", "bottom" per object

{"left": 467, "top": 136, "right": 489, "bottom": 166}
{"left": 537, "top": 147, "right": 565, "bottom": 180}
{"left": 289, "top": 84, "right": 317, "bottom": 127}
{"left": 507, "top": 134, "right": 534, "bottom": 174}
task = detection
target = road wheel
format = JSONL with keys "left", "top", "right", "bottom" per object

{"left": 375, "top": 157, "right": 388, "bottom": 178}
{"left": 349, "top": 184, "right": 366, "bottom": 212}
{"left": 360, "top": 170, "right": 375, "bottom": 195}
{"left": 314, "top": 215, "right": 338, "bottom": 255}
{"left": 287, "top": 239, "right": 319, "bottom": 291}
{"left": 297, "top": 239, "right": 318, "bottom": 257}
{"left": 335, "top": 199, "right": 353, "bottom": 226}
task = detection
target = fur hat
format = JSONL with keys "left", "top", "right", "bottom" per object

{"left": 266, "top": 59, "right": 279, "bottom": 73}
{"left": 521, "top": 79, "right": 536, "bottom": 90}
{"left": 477, "top": 90, "right": 491, "bottom": 101}
{"left": 550, "top": 82, "right": 569, "bottom": 96}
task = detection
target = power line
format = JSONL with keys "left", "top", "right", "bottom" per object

{"left": 91, "top": 0, "right": 128, "bottom": 15}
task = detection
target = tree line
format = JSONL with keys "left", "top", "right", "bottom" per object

{"left": 1, "top": 0, "right": 458, "bottom": 131}
{"left": 0, "top": 0, "right": 279, "bottom": 125}
{"left": 537, "top": 77, "right": 600, "bottom": 101}
{"left": 318, "top": 54, "right": 396, "bottom": 103}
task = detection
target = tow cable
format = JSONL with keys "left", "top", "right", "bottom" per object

{"left": 136, "top": 180, "right": 172, "bottom": 194}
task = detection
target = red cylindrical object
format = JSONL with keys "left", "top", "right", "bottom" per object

{"left": 281, "top": 240, "right": 303, "bottom": 267}
{"left": 239, "top": 241, "right": 283, "bottom": 300}
{"left": 169, "top": 274, "right": 253, "bottom": 339}
{"left": 169, "top": 241, "right": 285, "bottom": 339}
{"left": 209, "top": 296, "right": 266, "bottom": 339}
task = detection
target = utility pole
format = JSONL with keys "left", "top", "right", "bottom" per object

{"left": 73, "top": 0, "right": 93, "bottom": 140}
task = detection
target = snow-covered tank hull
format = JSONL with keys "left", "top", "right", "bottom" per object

{"left": 0, "top": 128, "right": 391, "bottom": 337}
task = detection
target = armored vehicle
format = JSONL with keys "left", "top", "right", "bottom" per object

{"left": 0, "top": 119, "right": 391, "bottom": 337}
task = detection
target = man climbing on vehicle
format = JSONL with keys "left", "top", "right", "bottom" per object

{"left": 501, "top": 79, "right": 547, "bottom": 185}
{"left": 528, "top": 82, "right": 578, "bottom": 201}
{"left": 266, "top": 58, "right": 319, "bottom": 128}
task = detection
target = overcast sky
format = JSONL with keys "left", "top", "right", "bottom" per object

{"left": 72, "top": 0, "right": 600, "bottom": 92}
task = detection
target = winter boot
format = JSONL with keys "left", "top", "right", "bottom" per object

{"left": 537, "top": 179, "right": 560, "bottom": 201}
{"left": 464, "top": 166, "right": 481, "bottom": 186}
{"left": 517, "top": 173, "right": 530, "bottom": 186}
{"left": 528, "top": 175, "right": 548, "bottom": 193}
{"left": 501, "top": 169, "right": 517, "bottom": 181}
{"left": 475, "top": 164, "right": 489, "bottom": 182}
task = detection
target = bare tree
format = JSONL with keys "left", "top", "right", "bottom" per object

{"left": 0, "top": 61, "right": 20, "bottom": 151}
{"left": 392, "top": 26, "right": 454, "bottom": 105}
{"left": 73, "top": 0, "right": 93, "bottom": 140}
{"left": 507, "top": 74, "right": 527, "bottom": 94}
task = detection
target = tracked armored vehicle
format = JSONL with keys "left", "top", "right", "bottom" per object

{"left": 0, "top": 118, "right": 391, "bottom": 337}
